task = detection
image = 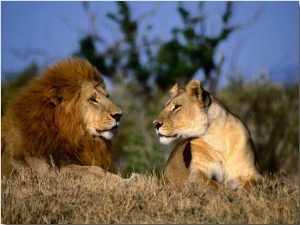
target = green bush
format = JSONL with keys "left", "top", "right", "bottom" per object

{"left": 110, "top": 81, "right": 176, "bottom": 175}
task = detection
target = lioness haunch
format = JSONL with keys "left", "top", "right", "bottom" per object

{"left": 153, "top": 79, "right": 262, "bottom": 191}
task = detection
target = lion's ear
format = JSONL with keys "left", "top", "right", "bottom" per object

{"left": 49, "top": 87, "right": 63, "bottom": 106}
{"left": 186, "top": 80, "right": 210, "bottom": 107}
{"left": 170, "top": 83, "right": 184, "bottom": 97}
{"left": 186, "top": 80, "right": 202, "bottom": 98}
{"left": 170, "top": 83, "right": 180, "bottom": 97}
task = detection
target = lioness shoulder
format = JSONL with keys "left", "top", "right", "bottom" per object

{"left": 154, "top": 79, "right": 262, "bottom": 191}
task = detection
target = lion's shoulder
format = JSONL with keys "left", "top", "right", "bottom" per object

{"left": 163, "top": 139, "right": 191, "bottom": 184}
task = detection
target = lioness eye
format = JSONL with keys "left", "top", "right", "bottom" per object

{"left": 173, "top": 104, "right": 181, "bottom": 111}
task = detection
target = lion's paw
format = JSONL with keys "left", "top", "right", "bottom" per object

{"left": 123, "top": 172, "right": 141, "bottom": 184}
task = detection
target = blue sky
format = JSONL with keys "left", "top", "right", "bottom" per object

{"left": 1, "top": 1, "right": 299, "bottom": 87}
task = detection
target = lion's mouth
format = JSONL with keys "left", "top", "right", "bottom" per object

{"left": 93, "top": 125, "right": 119, "bottom": 139}
{"left": 157, "top": 132, "right": 179, "bottom": 145}
{"left": 96, "top": 125, "right": 118, "bottom": 134}
{"left": 158, "top": 133, "right": 178, "bottom": 139}
{"left": 109, "top": 125, "right": 119, "bottom": 137}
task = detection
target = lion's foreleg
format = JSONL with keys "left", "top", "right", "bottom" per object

{"left": 188, "top": 168, "right": 220, "bottom": 190}
{"left": 6, "top": 155, "right": 59, "bottom": 177}
{"left": 189, "top": 145, "right": 223, "bottom": 190}
{"left": 240, "top": 174, "right": 263, "bottom": 192}
{"left": 23, "top": 156, "right": 59, "bottom": 176}
{"left": 188, "top": 149, "right": 221, "bottom": 190}
{"left": 59, "top": 165, "right": 136, "bottom": 184}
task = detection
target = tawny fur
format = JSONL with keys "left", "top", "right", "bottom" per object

{"left": 154, "top": 80, "right": 262, "bottom": 191}
{"left": 1, "top": 57, "right": 129, "bottom": 182}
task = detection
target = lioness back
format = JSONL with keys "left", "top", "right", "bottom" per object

{"left": 154, "top": 79, "right": 262, "bottom": 191}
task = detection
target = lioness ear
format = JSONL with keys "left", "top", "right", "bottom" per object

{"left": 49, "top": 87, "right": 63, "bottom": 106}
{"left": 186, "top": 80, "right": 202, "bottom": 97}
{"left": 186, "top": 80, "right": 210, "bottom": 107}
{"left": 170, "top": 83, "right": 184, "bottom": 97}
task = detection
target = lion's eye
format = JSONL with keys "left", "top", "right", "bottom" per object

{"left": 89, "top": 96, "right": 98, "bottom": 103}
{"left": 173, "top": 104, "right": 181, "bottom": 111}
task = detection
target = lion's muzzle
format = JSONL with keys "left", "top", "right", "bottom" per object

{"left": 111, "top": 113, "right": 122, "bottom": 123}
{"left": 153, "top": 121, "right": 163, "bottom": 130}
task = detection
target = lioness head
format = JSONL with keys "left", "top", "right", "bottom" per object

{"left": 153, "top": 80, "right": 210, "bottom": 145}
{"left": 47, "top": 58, "right": 122, "bottom": 140}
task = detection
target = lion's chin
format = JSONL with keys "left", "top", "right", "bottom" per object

{"left": 91, "top": 126, "right": 118, "bottom": 140}
{"left": 99, "top": 131, "right": 116, "bottom": 140}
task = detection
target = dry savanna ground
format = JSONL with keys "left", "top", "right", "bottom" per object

{"left": 1, "top": 169, "right": 298, "bottom": 224}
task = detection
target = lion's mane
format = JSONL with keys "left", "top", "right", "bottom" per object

{"left": 2, "top": 58, "right": 116, "bottom": 173}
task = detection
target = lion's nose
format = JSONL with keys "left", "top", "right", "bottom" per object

{"left": 111, "top": 113, "right": 122, "bottom": 122}
{"left": 153, "top": 121, "right": 163, "bottom": 129}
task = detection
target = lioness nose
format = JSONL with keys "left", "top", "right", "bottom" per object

{"left": 153, "top": 121, "right": 163, "bottom": 129}
{"left": 111, "top": 113, "right": 122, "bottom": 122}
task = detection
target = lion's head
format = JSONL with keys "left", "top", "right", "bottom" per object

{"left": 2, "top": 57, "right": 122, "bottom": 172}
{"left": 6, "top": 57, "right": 122, "bottom": 160}
{"left": 153, "top": 80, "right": 211, "bottom": 145}
{"left": 42, "top": 58, "right": 122, "bottom": 141}
{"left": 79, "top": 81, "right": 122, "bottom": 140}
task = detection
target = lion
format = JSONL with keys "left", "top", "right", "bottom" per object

{"left": 1, "top": 57, "right": 133, "bottom": 182}
{"left": 153, "top": 79, "right": 262, "bottom": 191}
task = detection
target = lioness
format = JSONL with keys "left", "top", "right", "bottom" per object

{"left": 153, "top": 80, "right": 262, "bottom": 191}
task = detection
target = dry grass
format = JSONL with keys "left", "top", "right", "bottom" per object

{"left": 1, "top": 170, "right": 298, "bottom": 224}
